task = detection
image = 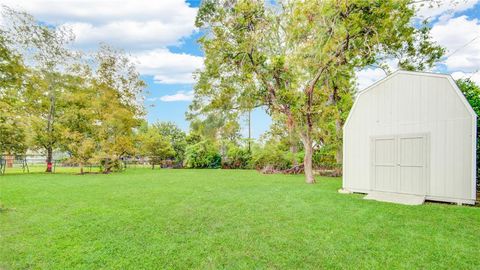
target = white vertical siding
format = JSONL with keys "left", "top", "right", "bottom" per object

{"left": 343, "top": 71, "right": 476, "bottom": 204}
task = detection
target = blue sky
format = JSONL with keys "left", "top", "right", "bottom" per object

{"left": 135, "top": 0, "right": 272, "bottom": 137}
{"left": 2, "top": 0, "right": 480, "bottom": 138}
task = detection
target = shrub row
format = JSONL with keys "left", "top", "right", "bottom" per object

{"left": 182, "top": 140, "right": 342, "bottom": 171}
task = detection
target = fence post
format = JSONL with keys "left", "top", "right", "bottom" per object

{"left": 0, "top": 156, "right": 5, "bottom": 175}
{"left": 24, "top": 157, "right": 29, "bottom": 173}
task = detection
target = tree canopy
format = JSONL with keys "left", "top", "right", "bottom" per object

{"left": 194, "top": 0, "right": 444, "bottom": 183}
{"left": 0, "top": 7, "right": 146, "bottom": 174}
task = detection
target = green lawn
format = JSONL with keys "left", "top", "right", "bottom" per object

{"left": 1, "top": 169, "right": 479, "bottom": 269}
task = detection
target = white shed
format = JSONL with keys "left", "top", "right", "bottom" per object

{"left": 342, "top": 70, "right": 477, "bottom": 205}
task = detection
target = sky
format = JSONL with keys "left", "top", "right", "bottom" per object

{"left": 1, "top": 0, "right": 480, "bottom": 138}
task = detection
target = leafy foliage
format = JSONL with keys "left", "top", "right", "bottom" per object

{"left": 0, "top": 34, "right": 27, "bottom": 155}
{"left": 222, "top": 145, "right": 252, "bottom": 169}
{"left": 0, "top": 8, "right": 146, "bottom": 173}
{"left": 194, "top": 0, "right": 444, "bottom": 183}
{"left": 251, "top": 142, "right": 302, "bottom": 171}
{"left": 139, "top": 129, "right": 176, "bottom": 168}
{"left": 151, "top": 122, "right": 187, "bottom": 162}
{"left": 184, "top": 140, "right": 222, "bottom": 169}
{"left": 457, "top": 79, "right": 480, "bottom": 190}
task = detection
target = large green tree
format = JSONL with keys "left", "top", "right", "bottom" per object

{"left": 194, "top": 0, "right": 443, "bottom": 183}
{"left": 0, "top": 34, "right": 27, "bottom": 155}
{"left": 2, "top": 7, "right": 75, "bottom": 172}
{"left": 59, "top": 67, "right": 99, "bottom": 174}
{"left": 1, "top": 7, "right": 146, "bottom": 174}
{"left": 92, "top": 45, "right": 146, "bottom": 169}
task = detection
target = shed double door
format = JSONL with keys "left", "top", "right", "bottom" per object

{"left": 371, "top": 134, "right": 428, "bottom": 195}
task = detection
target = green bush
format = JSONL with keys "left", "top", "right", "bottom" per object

{"left": 313, "top": 144, "right": 338, "bottom": 167}
{"left": 222, "top": 146, "right": 252, "bottom": 169}
{"left": 184, "top": 140, "right": 221, "bottom": 168}
{"left": 251, "top": 144, "right": 300, "bottom": 170}
{"left": 100, "top": 158, "right": 124, "bottom": 173}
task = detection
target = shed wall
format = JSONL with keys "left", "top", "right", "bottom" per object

{"left": 343, "top": 72, "right": 476, "bottom": 202}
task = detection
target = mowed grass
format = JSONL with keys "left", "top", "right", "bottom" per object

{"left": 1, "top": 169, "right": 479, "bottom": 269}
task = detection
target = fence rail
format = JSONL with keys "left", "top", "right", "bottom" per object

{"left": 0, "top": 155, "right": 184, "bottom": 175}
{"left": 0, "top": 155, "right": 343, "bottom": 175}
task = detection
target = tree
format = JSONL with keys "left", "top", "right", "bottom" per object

{"left": 184, "top": 140, "right": 221, "bottom": 169}
{"left": 63, "top": 134, "right": 96, "bottom": 174}
{"left": 314, "top": 76, "right": 355, "bottom": 165}
{"left": 457, "top": 79, "right": 480, "bottom": 116}
{"left": 2, "top": 6, "right": 75, "bottom": 172}
{"left": 195, "top": 0, "right": 443, "bottom": 183}
{"left": 92, "top": 45, "right": 146, "bottom": 171}
{"left": 1, "top": 7, "right": 146, "bottom": 174}
{"left": 187, "top": 110, "right": 242, "bottom": 161}
{"left": 0, "top": 34, "right": 28, "bottom": 155}
{"left": 139, "top": 129, "right": 175, "bottom": 169}
{"left": 187, "top": 108, "right": 242, "bottom": 143}
{"left": 151, "top": 122, "right": 187, "bottom": 163}
{"left": 456, "top": 78, "right": 480, "bottom": 190}
{"left": 59, "top": 69, "right": 98, "bottom": 174}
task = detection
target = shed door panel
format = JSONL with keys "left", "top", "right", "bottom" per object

{"left": 398, "top": 136, "right": 426, "bottom": 195}
{"left": 372, "top": 135, "right": 428, "bottom": 195}
{"left": 373, "top": 138, "right": 397, "bottom": 193}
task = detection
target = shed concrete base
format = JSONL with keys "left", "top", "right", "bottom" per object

{"left": 337, "top": 188, "right": 352, "bottom": 194}
{"left": 364, "top": 191, "right": 425, "bottom": 205}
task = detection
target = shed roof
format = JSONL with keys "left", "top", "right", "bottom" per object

{"left": 344, "top": 70, "right": 477, "bottom": 129}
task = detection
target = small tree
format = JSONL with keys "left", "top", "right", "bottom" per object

{"left": 64, "top": 133, "right": 96, "bottom": 174}
{"left": 184, "top": 140, "right": 222, "bottom": 169}
{"left": 151, "top": 122, "right": 187, "bottom": 163}
{"left": 140, "top": 129, "right": 175, "bottom": 169}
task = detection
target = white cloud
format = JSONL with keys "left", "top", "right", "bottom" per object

{"left": 0, "top": 0, "right": 201, "bottom": 85}
{"left": 159, "top": 91, "right": 194, "bottom": 102}
{"left": 8, "top": 0, "right": 195, "bottom": 23}
{"left": 356, "top": 68, "right": 387, "bottom": 90}
{"left": 431, "top": 16, "right": 480, "bottom": 72}
{"left": 451, "top": 71, "right": 480, "bottom": 85}
{"left": 1, "top": 0, "right": 198, "bottom": 49}
{"left": 356, "top": 3, "right": 480, "bottom": 89}
{"left": 3, "top": 0, "right": 478, "bottom": 88}
{"left": 64, "top": 20, "right": 195, "bottom": 50}
{"left": 132, "top": 49, "right": 204, "bottom": 84}
{"left": 415, "top": 0, "right": 480, "bottom": 21}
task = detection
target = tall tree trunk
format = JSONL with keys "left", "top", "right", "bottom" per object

{"left": 290, "top": 143, "right": 298, "bottom": 166}
{"left": 45, "top": 147, "right": 53, "bottom": 173}
{"left": 287, "top": 115, "right": 298, "bottom": 166}
{"left": 80, "top": 163, "right": 84, "bottom": 174}
{"left": 335, "top": 118, "right": 343, "bottom": 164}
{"left": 45, "top": 76, "right": 55, "bottom": 173}
{"left": 330, "top": 84, "right": 343, "bottom": 164}
{"left": 301, "top": 133, "right": 315, "bottom": 184}
{"left": 248, "top": 109, "right": 251, "bottom": 153}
